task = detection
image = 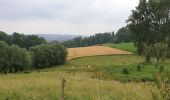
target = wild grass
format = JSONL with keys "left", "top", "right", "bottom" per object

{"left": 0, "top": 55, "right": 169, "bottom": 99}
{"left": 53, "top": 55, "right": 170, "bottom": 82}
{"left": 0, "top": 71, "right": 158, "bottom": 100}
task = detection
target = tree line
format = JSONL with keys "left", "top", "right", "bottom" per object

{"left": 0, "top": 31, "right": 47, "bottom": 49}
{"left": 127, "top": 0, "right": 170, "bottom": 63}
{"left": 0, "top": 32, "right": 67, "bottom": 73}
{"left": 62, "top": 28, "right": 132, "bottom": 48}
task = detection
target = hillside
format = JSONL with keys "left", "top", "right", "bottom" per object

{"left": 0, "top": 55, "right": 163, "bottom": 100}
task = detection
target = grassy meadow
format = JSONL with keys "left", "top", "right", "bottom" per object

{"left": 105, "top": 43, "right": 137, "bottom": 53}
{"left": 0, "top": 43, "right": 169, "bottom": 100}
{"left": 0, "top": 68, "right": 159, "bottom": 100}
{"left": 0, "top": 54, "right": 169, "bottom": 99}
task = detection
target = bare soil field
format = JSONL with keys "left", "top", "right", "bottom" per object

{"left": 67, "top": 46, "right": 133, "bottom": 60}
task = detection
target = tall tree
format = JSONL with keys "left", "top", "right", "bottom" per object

{"left": 127, "top": 0, "right": 152, "bottom": 60}
{"left": 127, "top": 0, "right": 170, "bottom": 62}
{"left": 0, "top": 31, "right": 8, "bottom": 42}
{"left": 116, "top": 27, "right": 131, "bottom": 43}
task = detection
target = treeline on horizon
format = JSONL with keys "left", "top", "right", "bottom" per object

{"left": 61, "top": 27, "right": 132, "bottom": 48}
{"left": 0, "top": 31, "right": 47, "bottom": 49}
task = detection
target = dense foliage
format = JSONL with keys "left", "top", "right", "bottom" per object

{"left": 0, "top": 31, "right": 8, "bottom": 42}
{"left": 0, "top": 41, "right": 30, "bottom": 73}
{"left": 0, "top": 31, "right": 47, "bottom": 49}
{"left": 0, "top": 32, "right": 67, "bottom": 73}
{"left": 127, "top": 0, "right": 170, "bottom": 62}
{"left": 30, "top": 43, "right": 67, "bottom": 69}
{"left": 62, "top": 32, "right": 115, "bottom": 48}
{"left": 115, "top": 27, "right": 132, "bottom": 43}
{"left": 62, "top": 30, "right": 131, "bottom": 48}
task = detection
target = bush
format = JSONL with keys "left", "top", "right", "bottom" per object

{"left": 137, "top": 64, "right": 142, "bottom": 72}
{"left": 159, "top": 65, "right": 165, "bottom": 73}
{"left": 0, "top": 41, "right": 30, "bottom": 73}
{"left": 30, "top": 43, "right": 67, "bottom": 69}
{"left": 154, "top": 72, "right": 170, "bottom": 100}
{"left": 122, "top": 68, "right": 129, "bottom": 74}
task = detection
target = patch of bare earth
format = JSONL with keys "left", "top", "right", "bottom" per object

{"left": 67, "top": 46, "right": 133, "bottom": 60}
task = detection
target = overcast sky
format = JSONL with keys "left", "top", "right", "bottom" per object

{"left": 0, "top": 0, "right": 139, "bottom": 35}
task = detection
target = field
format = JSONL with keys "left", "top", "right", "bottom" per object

{"left": 105, "top": 43, "right": 137, "bottom": 53}
{"left": 0, "top": 44, "right": 169, "bottom": 99}
{"left": 0, "top": 71, "right": 157, "bottom": 100}
{"left": 0, "top": 54, "right": 169, "bottom": 99}
{"left": 67, "top": 46, "right": 133, "bottom": 60}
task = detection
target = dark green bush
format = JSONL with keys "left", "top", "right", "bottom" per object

{"left": 0, "top": 41, "right": 30, "bottom": 73}
{"left": 155, "top": 63, "right": 159, "bottom": 69}
{"left": 122, "top": 68, "right": 129, "bottom": 74}
{"left": 30, "top": 43, "right": 67, "bottom": 69}
{"left": 159, "top": 65, "right": 165, "bottom": 73}
{"left": 137, "top": 64, "right": 142, "bottom": 71}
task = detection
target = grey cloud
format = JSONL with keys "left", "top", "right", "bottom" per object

{"left": 0, "top": 0, "right": 139, "bottom": 35}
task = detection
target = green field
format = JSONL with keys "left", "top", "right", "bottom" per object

{"left": 56, "top": 55, "right": 170, "bottom": 82}
{"left": 105, "top": 43, "right": 137, "bottom": 53}
{"left": 0, "top": 55, "right": 169, "bottom": 99}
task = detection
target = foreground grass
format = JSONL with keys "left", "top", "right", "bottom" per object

{"left": 105, "top": 43, "right": 137, "bottom": 53}
{"left": 0, "top": 55, "right": 169, "bottom": 99}
{"left": 0, "top": 71, "right": 158, "bottom": 100}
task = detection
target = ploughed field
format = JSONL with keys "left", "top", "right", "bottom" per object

{"left": 67, "top": 46, "right": 133, "bottom": 60}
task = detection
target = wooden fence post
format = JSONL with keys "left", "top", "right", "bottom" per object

{"left": 60, "top": 78, "right": 66, "bottom": 100}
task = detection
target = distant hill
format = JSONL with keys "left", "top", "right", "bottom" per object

{"left": 37, "top": 34, "right": 83, "bottom": 42}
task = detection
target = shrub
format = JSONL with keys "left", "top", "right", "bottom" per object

{"left": 30, "top": 43, "right": 67, "bottom": 69}
{"left": 0, "top": 41, "right": 30, "bottom": 73}
{"left": 155, "top": 63, "right": 159, "bottom": 69}
{"left": 154, "top": 72, "right": 170, "bottom": 100}
{"left": 159, "top": 65, "right": 165, "bottom": 73}
{"left": 137, "top": 64, "right": 142, "bottom": 72}
{"left": 122, "top": 68, "right": 129, "bottom": 74}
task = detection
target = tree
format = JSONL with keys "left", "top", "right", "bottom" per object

{"left": 7, "top": 32, "right": 47, "bottom": 49}
{"left": 127, "top": 0, "right": 152, "bottom": 58}
{"left": 0, "top": 41, "right": 30, "bottom": 73}
{"left": 30, "top": 43, "right": 67, "bottom": 69}
{"left": 10, "top": 32, "right": 24, "bottom": 46}
{"left": 22, "top": 35, "right": 47, "bottom": 49}
{"left": 116, "top": 27, "right": 132, "bottom": 43}
{"left": 127, "top": 0, "right": 170, "bottom": 63}
{"left": 62, "top": 32, "right": 115, "bottom": 48}
{"left": 0, "top": 31, "right": 8, "bottom": 42}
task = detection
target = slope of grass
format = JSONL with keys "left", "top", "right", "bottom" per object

{"left": 47, "top": 55, "right": 170, "bottom": 82}
{"left": 0, "top": 55, "right": 169, "bottom": 99}
{"left": 105, "top": 43, "right": 137, "bottom": 53}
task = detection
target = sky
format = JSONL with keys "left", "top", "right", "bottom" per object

{"left": 0, "top": 0, "right": 139, "bottom": 35}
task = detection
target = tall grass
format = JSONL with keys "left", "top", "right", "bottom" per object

{"left": 0, "top": 55, "right": 169, "bottom": 99}
{"left": 0, "top": 71, "right": 157, "bottom": 100}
